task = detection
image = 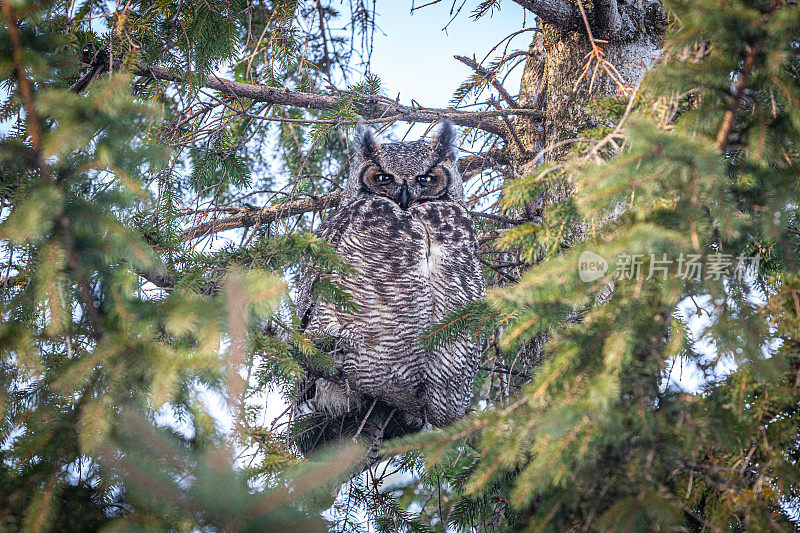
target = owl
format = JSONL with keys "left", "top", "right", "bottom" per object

{"left": 295, "top": 121, "right": 485, "bottom": 443}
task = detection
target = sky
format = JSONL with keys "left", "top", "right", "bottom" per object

{"left": 366, "top": 1, "right": 529, "bottom": 109}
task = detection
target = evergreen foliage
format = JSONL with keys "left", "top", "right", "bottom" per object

{"left": 1, "top": 0, "right": 799, "bottom": 531}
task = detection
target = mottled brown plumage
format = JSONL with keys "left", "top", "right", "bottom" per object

{"left": 295, "top": 122, "right": 484, "bottom": 455}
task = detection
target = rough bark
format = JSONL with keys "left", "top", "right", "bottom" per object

{"left": 517, "top": 31, "right": 547, "bottom": 160}
{"left": 516, "top": 0, "right": 667, "bottom": 164}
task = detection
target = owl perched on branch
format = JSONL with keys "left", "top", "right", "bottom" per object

{"left": 294, "top": 121, "right": 485, "bottom": 458}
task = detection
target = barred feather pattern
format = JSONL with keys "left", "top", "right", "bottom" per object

{"left": 297, "top": 122, "right": 485, "bottom": 429}
{"left": 303, "top": 197, "right": 484, "bottom": 426}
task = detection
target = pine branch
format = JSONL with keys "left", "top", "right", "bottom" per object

{"left": 134, "top": 65, "right": 542, "bottom": 139}
{"left": 454, "top": 55, "right": 520, "bottom": 109}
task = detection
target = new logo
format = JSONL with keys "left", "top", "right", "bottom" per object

{"left": 578, "top": 251, "right": 608, "bottom": 282}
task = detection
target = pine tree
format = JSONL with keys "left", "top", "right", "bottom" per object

{"left": 388, "top": 1, "right": 800, "bottom": 530}
{"left": 1, "top": 0, "right": 799, "bottom": 531}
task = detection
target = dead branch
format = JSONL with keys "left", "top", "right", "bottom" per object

{"left": 134, "top": 65, "right": 542, "bottom": 139}
{"left": 572, "top": 1, "right": 633, "bottom": 96}
{"left": 181, "top": 192, "right": 343, "bottom": 241}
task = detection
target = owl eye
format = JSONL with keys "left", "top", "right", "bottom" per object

{"left": 373, "top": 173, "right": 393, "bottom": 184}
{"left": 416, "top": 174, "right": 436, "bottom": 185}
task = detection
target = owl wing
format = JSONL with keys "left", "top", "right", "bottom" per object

{"left": 412, "top": 202, "right": 486, "bottom": 427}
{"left": 295, "top": 197, "right": 435, "bottom": 423}
{"left": 295, "top": 199, "right": 359, "bottom": 329}
{"left": 293, "top": 199, "right": 366, "bottom": 424}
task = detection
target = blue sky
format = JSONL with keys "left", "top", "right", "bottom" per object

{"left": 367, "top": 1, "right": 529, "bottom": 108}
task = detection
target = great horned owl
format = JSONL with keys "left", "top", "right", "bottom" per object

{"left": 295, "top": 121, "right": 484, "bottom": 450}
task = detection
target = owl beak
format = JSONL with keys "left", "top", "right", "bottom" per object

{"left": 397, "top": 181, "right": 412, "bottom": 210}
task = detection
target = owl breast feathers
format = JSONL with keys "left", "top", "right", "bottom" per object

{"left": 297, "top": 121, "right": 485, "bottom": 428}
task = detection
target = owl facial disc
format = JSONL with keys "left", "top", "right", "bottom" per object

{"left": 343, "top": 120, "right": 466, "bottom": 206}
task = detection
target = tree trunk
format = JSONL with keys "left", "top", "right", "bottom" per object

{"left": 497, "top": 0, "right": 668, "bottom": 417}
{"left": 515, "top": 0, "right": 667, "bottom": 166}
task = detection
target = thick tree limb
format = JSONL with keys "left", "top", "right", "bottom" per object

{"left": 510, "top": 0, "right": 581, "bottom": 32}
{"left": 135, "top": 66, "right": 542, "bottom": 138}
{"left": 512, "top": 0, "right": 625, "bottom": 40}
{"left": 181, "top": 192, "right": 343, "bottom": 241}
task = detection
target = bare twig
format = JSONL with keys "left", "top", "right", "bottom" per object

{"left": 135, "top": 65, "right": 542, "bottom": 139}
{"left": 489, "top": 99, "right": 528, "bottom": 155}
{"left": 714, "top": 45, "right": 758, "bottom": 149}
{"left": 410, "top": 0, "right": 442, "bottom": 13}
{"left": 478, "top": 364, "right": 530, "bottom": 378}
{"left": 352, "top": 399, "right": 378, "bottom": 440}
{"left": 572, "top": 1, "right": 633, "bottom": 96}
{"left": 454, "top": 55, "right": 520, "bottom": 109}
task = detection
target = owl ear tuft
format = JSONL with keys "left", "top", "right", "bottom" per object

{"left": 432, "top": 120, "right": 457, "bottom": 161}
{"left": 355, "top": 122, "right": 380, "bottom": 160}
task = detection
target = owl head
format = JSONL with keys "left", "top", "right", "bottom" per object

{"left": 342, "top": 121, "right": 464, "bottom": 208}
